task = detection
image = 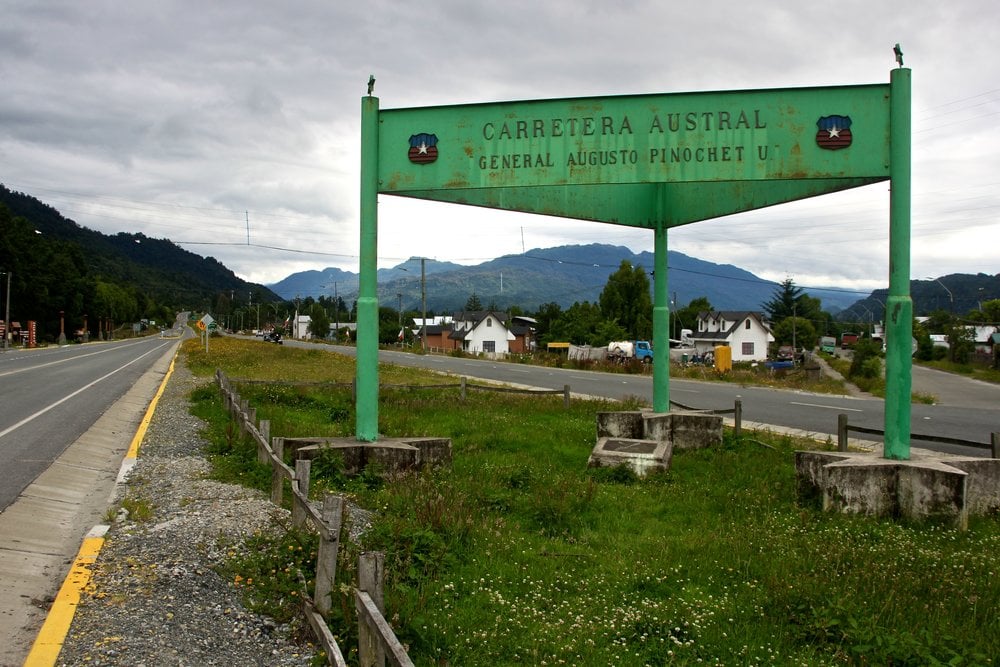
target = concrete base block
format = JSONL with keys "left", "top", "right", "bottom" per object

{"left": 596, "top": 410, "right": 724, "bottom": 450}
{"left": 596, "top": 411, "right": 645, "bottom": 439}
{"left": 795, "top": 449, "right": 1000, "bottom": 529}
{"left": 591, "top": 410, "right": 723, "bottom": 476}
{"left": 290, "top": 436, "right": 452, "bottom": 475}
{"left": 588, "top": 437, "right": 673, "bottom": 477}
{"left": 649, "top": 411, "right": 724, "bottom": 450}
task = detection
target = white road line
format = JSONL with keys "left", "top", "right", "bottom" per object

{"left": 790, "top": 401, "right": 863, "bottom": 412}
{"left": 0, "top": 342, "right": 168, "bottom": 440}
{"left": 0, "top": 338, "right": 152, "bottom": 378}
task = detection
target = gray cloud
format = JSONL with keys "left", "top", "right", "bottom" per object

{"left": 1, "top": 0, "right": 996, "bottom": 288}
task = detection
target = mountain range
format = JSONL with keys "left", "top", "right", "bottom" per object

{"left": 4, "top": 184, "right": 994, "bottom": 335}
{"left": 268, "top": 244, "right": 865, "bottom": 314}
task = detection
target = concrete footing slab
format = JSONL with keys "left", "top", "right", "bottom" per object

{"left": 290, "top": 436, "right": 452, "bottom": 475}
{"left": 589, "top": 437, "right": 673, "bottom": 476}
{"left": 795, "top": 449, "right": 1000, "bottom": 529}
{"left": 589, "top": 410, "right": 723, "bottom": 476}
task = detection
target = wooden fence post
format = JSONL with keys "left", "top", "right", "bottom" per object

{"left": 271, "top": 437, "right": 285, "bottom": 505}
{"left": 239, "top": 399, "right": 250, "bottom": 437}
{"left": 992, "top": 432, "right": 999, "bottom": 459}
{"left": 460, "top": 376, "right": 467, "bottom": 401}
{"left": 838, "top": 414, "right": 849, "bottom": 452}
{"left": 563, "top": 384, "right": 570, "bottom": 409}
{"left": 358, "top": 551, "right": 386, "bottom": 667}
{"left": 314, "top": 495, "right": 344, "bottom": 616}
{"left": 293, "top": 458, "right": 312, "bottom": 528}
{"left": 257, "top": 420, "right": 270, "bottom": 464}
{"left": 734, "top": 399, "right": 742, "bottom": 438}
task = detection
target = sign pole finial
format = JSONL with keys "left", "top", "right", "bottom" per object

{"left": 367, "top": 74, "right": 376, "bottom": 96}
{"left": 893, "top": 43, "right": 904, "bottom": 68}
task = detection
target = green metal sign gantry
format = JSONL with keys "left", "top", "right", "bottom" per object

{"left": 357, "top": 66, "right": 913, "bottom": 460}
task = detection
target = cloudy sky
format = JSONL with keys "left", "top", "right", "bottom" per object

{"left": 2, "top": 1, "right": 997, "bottom": 296}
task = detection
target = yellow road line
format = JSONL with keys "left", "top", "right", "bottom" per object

{"left": 23, "top": 526, "right": 108, "bottom": 666}
{"left": 23, "top": 349, "right": 178, "bottom": 665}
{"left": 126, "top": 355, "right": 176, "bottom": 459}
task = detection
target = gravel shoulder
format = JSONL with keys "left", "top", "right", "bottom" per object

{"left": 55, "top": 358, "right": 320, "bottom": 666}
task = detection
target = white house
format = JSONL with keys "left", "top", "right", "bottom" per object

{"left": 691, "top": 310, "right": 774, "bottom": 362}
{"left": 448, "top": 310, "right": 515, "bottom": 355}
{"left": 291, "top": 314, "right": 312, "bottom": 339}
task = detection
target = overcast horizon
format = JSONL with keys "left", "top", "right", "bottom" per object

{"left": 3, "top": 1, "right": 997, "bottom": 291}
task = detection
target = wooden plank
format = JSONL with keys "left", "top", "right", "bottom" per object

{"left": 355, "top": 591, "right": 414, "bottom": 667}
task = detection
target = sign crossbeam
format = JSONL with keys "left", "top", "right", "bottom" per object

{"left": 357, "top": 70, "right": 912, "bottom": 459}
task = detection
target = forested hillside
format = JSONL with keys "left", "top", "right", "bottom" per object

{"left": 0, "top": 185, "right": 277, "bottom": 343}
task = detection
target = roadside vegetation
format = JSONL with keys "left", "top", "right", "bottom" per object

{"left": 184, "top": 337, "right": 999, "bottom": 666}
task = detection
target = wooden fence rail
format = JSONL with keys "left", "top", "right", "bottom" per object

{"left": 215, "top": 369, "right": 408, "bottom": 666}
{"left": 227, "top": 375, "right": 575, "bottom": 408}
{"left": 215, "top": 369, "right": 747, "bottom": 664}
{"left": 837, "top": 412, "right": 1000, "bottom": 457}
{"left": 670, "top": 398, "right": 743, "bottom": 437}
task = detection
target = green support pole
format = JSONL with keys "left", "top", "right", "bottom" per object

{"left": 356, "top": 95, "right": 380, "bottom": 441}
{"left": 652, "top": 221, "right": 669, "bottom": 412}
{"left": 884, "top": 67, "right": 912, "bottom": 460}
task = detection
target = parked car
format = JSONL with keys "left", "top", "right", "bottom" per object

{"left": 263, "top": 331, "right": 283, "bottom": 344}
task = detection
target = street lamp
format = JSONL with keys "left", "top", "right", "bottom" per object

{"left": 856, "top": 304, "right": 874, "bottom": 337}
{"left": 925, "top": 277, "right": 953, "bottom": 312}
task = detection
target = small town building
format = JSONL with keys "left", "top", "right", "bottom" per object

{"left": 690, "top": 310, "right": 774, "bottom": 362}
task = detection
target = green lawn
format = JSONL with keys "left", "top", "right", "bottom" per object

{"left": 186, "top": 338, "right": 1000, "bottom": 666}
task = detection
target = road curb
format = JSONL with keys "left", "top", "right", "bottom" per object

{"left": 19, "top": 348, "right": 179, "bottom": 667}
{"left": 22, "top": 525, "right": 108, "bottom": 667}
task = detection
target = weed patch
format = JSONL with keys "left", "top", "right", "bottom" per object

{"left": 183, "top": 337, "right": 1000, "bottom": 666}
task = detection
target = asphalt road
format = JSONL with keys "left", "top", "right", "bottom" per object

{"left": 0, "top": 321, "right": 186, "bottom": 666}
{"left": 0, "top": 330, "right": 182, "bottom": 512}
{"left": 278, "top": 338, "right": 1000, "bottom": 456}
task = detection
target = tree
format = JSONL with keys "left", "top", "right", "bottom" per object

{"left": 533, "top": 302, "right": 563, "bottom": 344}
{"left": 945, "top": 321, "right": 975, "bottom": 364}
{"left": 912, "top": 319, "right": 940, "bottom": 361}
{"left": 307, "top": 303, "right": 330, "bottom": 338}
{"left": 465, "top": 293, "right": 483, "bottom": 311}
{"left": 549, "top": 301, "right": 620, "bottom": 346}
{"left": 763, "top": 278, "right": 824, "bottom": 325}
{"left": 849, "top": 337, "right": 883, "bottom": 380}
{"left": 981, "top": 299, "right": 1000, "bottom": 323}
{"left": 762, "top": 279, "right": 802, "bottom": 322}
{"left": 599, "top": 260, "right": 652, "bottom": 340}
{"left": 771, "top": 316, "right": 817, "bottom": 350}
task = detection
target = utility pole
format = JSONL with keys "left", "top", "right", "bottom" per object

{"left": 2, "top": 271, "right": 10, "bottom": 350}
{"left": 421, "top": 258, "right": 427, "bottom": 352}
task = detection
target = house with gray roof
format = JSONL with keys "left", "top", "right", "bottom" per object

{"left": 691, "top": 310, "right": 773, "bottom": 362}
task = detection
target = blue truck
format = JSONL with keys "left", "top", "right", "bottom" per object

{"left": 607, "top": 340, "right": 654, "bottom": 363}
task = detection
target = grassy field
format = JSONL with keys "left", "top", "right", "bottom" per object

{"left": 184, "top": 338, "right": 999, "bottom": 666}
